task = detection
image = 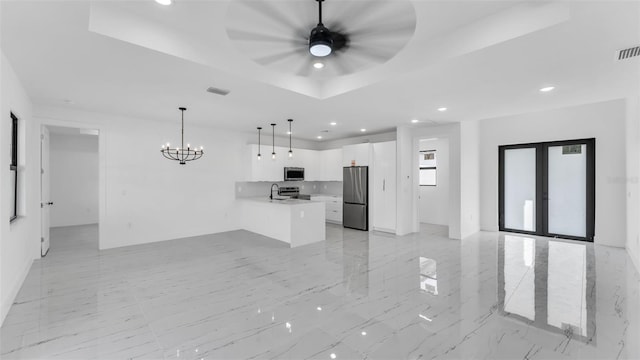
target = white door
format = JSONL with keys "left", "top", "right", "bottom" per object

{"left": 372, "top": 141, "right": 397, "bottom": 233}
{"left": 40, "top": 127, "right": 51, "bottom": 257}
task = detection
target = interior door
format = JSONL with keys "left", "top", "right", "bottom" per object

{"left": 499, "top": 139, "right": 595, "bottom": 241}
{"left": 40, "top": 126, "right": 51, "bottom": 257}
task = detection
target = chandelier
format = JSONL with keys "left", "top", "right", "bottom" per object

{"left": 161, "top": 107, "right": 204, "bottom": 165}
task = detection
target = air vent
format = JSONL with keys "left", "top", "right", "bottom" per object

{"left": 617, "top": 46, "right": 640, "bottom": 61}
{"left": 206, "top": 86, "right": 230, "bottom": 96}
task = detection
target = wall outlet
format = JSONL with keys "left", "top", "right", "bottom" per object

{"left": 300, "top": 210, "right": 305, "bottom": 218}
{"left": 238, "top": 186, "right": 242, "bottom": 193}
{"left": 324, "top": 185, "right": 327, "bottom": 189}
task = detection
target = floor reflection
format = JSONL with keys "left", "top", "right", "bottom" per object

{"left": 498, "top": 235, "right": 596, "bottom": 343}
{"left": 343, "top": 235, "right": 369, "bottom": 296}
{"left": 419, "top": 257, "right": 438, "bottom": 295}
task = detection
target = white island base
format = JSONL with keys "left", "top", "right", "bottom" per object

{"left": 239, "top": 198, "right": 326, "bottom": 247}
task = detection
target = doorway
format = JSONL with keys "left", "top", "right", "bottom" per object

{"left": 418, "top": 137, "right": 450, "bottom": 236}
{"left": 41, "top": 125, "right": 100, "bottom": 257}
{"left": 498, "top": 138, "right": 595, "bottom": 241}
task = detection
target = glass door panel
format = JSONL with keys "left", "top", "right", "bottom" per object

{"left": 547, "top": 145, "right": 587, "bottom": 238}
{"left": 503, "top": 148, "right": 537, "bottom": 232}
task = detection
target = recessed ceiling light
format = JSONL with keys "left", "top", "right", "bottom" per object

{"left": 287, "top": 131, "right": 292, "bottom": 135}
{"left": 317, "top": 136, "right": 323, "bottom": 139}
{"left": 330, "top": 354, "right": 337, "bottom": 359}
{"left": 360, "top": 129, "right": 366, "bottom": 132}
{"left": 313, "top": 62, "right": 325, "bottom": 69}
{"left": 155, "top": 0, "right": 172, "bottom": 5}
{"left": 411, "top": 119, "right": 419, "bottom": 123}
{"left": 361, "top": 331, "right": 367, "bottom": 336}
{"left": 539, "top": 86, "right": 555, "bottom": 92}
{"left": 330, "top": 122, "right": 337, "bottom": 126}
{"left": 437, "top": 107, "right": 447, "bottom": 112}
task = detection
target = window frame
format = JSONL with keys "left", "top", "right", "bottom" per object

{"left": 10, "top": 112, "right": 18, "bottom": 222}
{"left": 419, "top": 150, "right": 437, "bottom": 187}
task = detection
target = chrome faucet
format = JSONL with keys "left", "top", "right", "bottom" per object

{"left": 270, "top": 183, "right": 279, "bottom": 200}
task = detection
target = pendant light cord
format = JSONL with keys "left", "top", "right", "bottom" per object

{"left": 318, "top": 0, "right": 323, "bottom": 25}
{"left": 181, "top": 109, "right": 184, "bottom": 150}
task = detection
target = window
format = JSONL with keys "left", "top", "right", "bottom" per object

{"left": 419, "top": 150, "right": 436, "bottom": 186}
{"left": 10, "top": 113, "right": 18, "bottom": 222}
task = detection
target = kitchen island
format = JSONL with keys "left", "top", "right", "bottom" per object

{"left": 239, "top": 197, "right": 326, "bottom": 247}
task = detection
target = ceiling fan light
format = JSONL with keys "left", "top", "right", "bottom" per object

{"left": 309, "top": 25, "right": 333, "bottom": 57}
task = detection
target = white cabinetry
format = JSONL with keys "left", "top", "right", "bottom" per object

{"left": 372, "top": 141, "right": 397, "bottom": 233}
{"left": 320, "top": 148, "right": 343, "bottom": 181}
{"left": 311, "top": 195, "right": 343, "bottom": 224}
{"left": 342, "top": 143, "right": 371, "bottom": 167}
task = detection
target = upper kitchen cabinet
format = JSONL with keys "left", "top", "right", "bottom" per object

{"left": 320, "top": 148, "right": 343, "bottom": 181}
{"left": 342, "top": 143, "right": 372, "bottom": 167}
{"left": 296, "top": 149, "right": 321, "bottom": 181}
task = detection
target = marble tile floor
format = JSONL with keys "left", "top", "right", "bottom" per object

{"left": 1, "top": 223, "right": 639, "bottom": 359}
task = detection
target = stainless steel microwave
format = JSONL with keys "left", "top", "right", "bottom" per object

{"left": 284, "top": 167, "right": 304, "bottom": 181}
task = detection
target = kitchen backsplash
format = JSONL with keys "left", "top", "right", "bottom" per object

{"left": 235, "top": 181, "right": 343, "bottom": 198}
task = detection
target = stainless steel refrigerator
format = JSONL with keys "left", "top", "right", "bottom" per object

{"left": 343, "top": 166, "right": 368, "bottom": 230}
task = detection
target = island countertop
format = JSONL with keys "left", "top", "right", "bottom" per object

{"left": 241, "top": 197, "right": 322, "bottom": 205}
{"left": 238, "top": 197, "right": 325, "bottom": 247}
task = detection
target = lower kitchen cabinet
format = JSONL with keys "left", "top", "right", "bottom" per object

{"left": 311, "top": 195, "right": 343, "bottom": 224}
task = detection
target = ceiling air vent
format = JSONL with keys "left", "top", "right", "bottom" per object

{"left": 617, "top": 46, "right": 640, "bottom": 61}
{"left": 206, "top": 86, "right": 230, "bottom": 96}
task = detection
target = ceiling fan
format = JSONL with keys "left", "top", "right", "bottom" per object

{"left": 225, "top": 0, "right": 416, "bottom": 77}
{"left": 308, "top": 0, "right": 346, "bottom": 57}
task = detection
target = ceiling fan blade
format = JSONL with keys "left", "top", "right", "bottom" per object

{"left": 330, "top": 1, "right": 389, "bottom": 31}
{"left": 238, "top": 0, "right": 307, "bottom": 34}
{"left": 348, "top": 22, "right": 416, "bottom": 40}
{"left": 254, "top": 50, "right": 303, "bottom": 66}
{"left": 295, "top": 57, "right": 314, "bottom": 77}
{"left": 346, "top": 45, "right": 397, "bottom": 63}
{"left": 227, "top": 28, "right": 306, "bottom": 46}
{"left": 330, "top": 53, "right": 356, "bottom": 76}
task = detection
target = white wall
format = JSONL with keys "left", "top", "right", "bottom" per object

{"left": 0, "top": 51, "right": 40, "bottom": 326}
{"left": 35, "top": 105, "right": 248, "bottom": 250}
{"left": 418, "top": 138, "right": 449, "bottom": 226}
{"left": 460, "top": 121, "right": 480, "bottom": 239}
{"left": 479, "top": 99, "right": 627, "bottom": 248}
{"left": 626, "top": 96, "right": 640, "bottom": 274}
{"left": 50, "top": 133, "right": 99, "bottom": 227}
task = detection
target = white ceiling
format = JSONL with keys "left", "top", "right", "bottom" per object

{"left": 1, "top": 0, "right": 639, "bottom": 141}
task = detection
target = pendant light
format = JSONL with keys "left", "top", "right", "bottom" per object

{"left": 257, "top": 127, "right": 262, "bottom": 160}
{"left": 160, "top": 107, "right": 204, "bottom": 165}
{"left": 288, "top": 119, "right": 293, "bottom": 158}
{"left": 271, "top": 123, "right": 276, "bottom": 160}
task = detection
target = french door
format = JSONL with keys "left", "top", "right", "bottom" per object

{"left": 499, "top": 139, "right": 595, "bottom": 241}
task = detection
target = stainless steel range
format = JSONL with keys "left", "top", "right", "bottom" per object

{"left": 278, "top": 186, "right": 310, "bottom": 200}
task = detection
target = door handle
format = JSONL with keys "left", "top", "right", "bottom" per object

{"left": 383, "top": 179, "right": 385, "bottom": 191}
{"left": 47, "top": 202, "right": 54, "bottom": 206}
